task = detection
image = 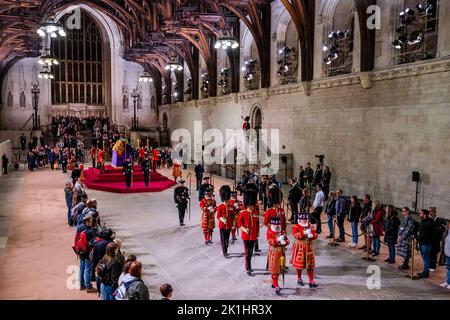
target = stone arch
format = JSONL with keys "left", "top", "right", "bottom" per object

{"left": 320, "top": 0, "right": 359, "bottom": 76}
{"left": 250, "top": 103, "right": 263, "bottom": 129}
{"left": 55, "top": 4, "right": 123, "bottom": 121}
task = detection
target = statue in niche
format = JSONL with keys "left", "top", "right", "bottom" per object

{"left": 19, "top": 91, "right": 26, "bottom": 109}
{"left": 7, "top": 91, "right": 13, "bottom": 109}
{"left": 123, "top": 91, "right": 129, "bottom": 110}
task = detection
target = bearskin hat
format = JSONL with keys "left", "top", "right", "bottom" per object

{"left": 243, "top": 188, "right": 258, "bottom": 207}
{"left": 268, "top": 185, "right": 283, "bottom": 205}
{"left": 220, "top": 185, "right": 232, "bottom": 202}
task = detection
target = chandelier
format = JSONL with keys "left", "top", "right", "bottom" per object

{"left": 139, "top": 71, "right": 153, "bottom": 82}
{"left": 38, "top": 53, "right": 59, "bottom": 66}
{"left": 214, "top": 36, "right": 239, "bottom": 50}
{"left": 37, "top": 16, "right": 66, "bottom": 38}
{"left": 38, "top": 66, "right": 54, "bottom": 80}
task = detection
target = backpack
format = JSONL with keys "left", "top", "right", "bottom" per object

{"left": 113, "top": 279, "right": 141, "bottom": 300}
{"left": 73, "top": 230, "right": 89, "bottom": 257}
{"left": 96, "top": 259, "right": 107, "bottom": 281}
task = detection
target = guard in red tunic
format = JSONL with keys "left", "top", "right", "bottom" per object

{"left": 267, "top": 216, "right": 290, "bottom": 295}
{"left": 200, "top": 191, "right": 216, "bottom": 245}
{"left": 264, "top": 185, "right": 287, "bottom": 233}
{"left": 237, "top": 188, "right": 260, "bottom": 276}
{"left": 230, "top": 191, "right": 243, "bottom": 241}
{"left": 217, "top": 185, "right": 235, "bottom": 257}
{"left": 290, "top": 213, "right": 319, "bottom": 288}
{"left": 242, "top": 116, "right": 250, "bottom": 131}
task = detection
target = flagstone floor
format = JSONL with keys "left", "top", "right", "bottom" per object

{"left": 0, "top": 165, "right": 448, "bottom": 300}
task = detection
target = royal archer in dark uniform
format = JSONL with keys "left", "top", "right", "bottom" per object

{"left": 174, "top": 180, "right": 190, "bottom": 226}
{"left": 123, "top": 157, "right": 133, "bottom": 188}
{"left": 141, "top": 153, "right": 151, "bottom": 187}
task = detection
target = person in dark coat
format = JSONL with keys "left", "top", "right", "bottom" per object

{"left": 416, "top": 209, "right": 435, "bottom": 279}
{"left": 288, "top": 178, "right": 301, "bottom": 223}
{"left": 174, "top": 180, "right": 190, "bottom": 226}
{"left": 321, "top": 166, "right": 332, "bottom": 198}
{"left": 98, "top": 242, "right": 122, "bottom": 300}
{"left": 194, "top": 162, "right": 204, "bottom": 191}
{"left": 93, "top": 229, "right": 115, "bottom": 296}
{"left": 141, "top": 153, "right": 151, "bottom": 187}
{"left": 370, "top": 201, "right": 385, "bottom": 257}
{"left": 20, "top": 133, "right": 27, "bottom": 151}
{"left": 359, "top": 194, "right": 373, "bottom": 250}
{"left": 383, "top": 205, "right": 400, "bottom": 264}
{"left": 123, "top": 157, "right": 133, "bottom": 188}
{"left": 348, "top": 196, "right": 362, "bottom": 246}
{"left": 2, "top": 154, "right": 9, "bottom": 174}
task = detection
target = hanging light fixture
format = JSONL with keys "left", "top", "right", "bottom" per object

{"left": 165, "top": 59, "right": 183, "bottom": 72}
{"left": 37, "top": 16, "right": 66, "bottom": 38}
{"left": 214, "top": 36, "right": 239, "bottom": 50}
{"left": 38, "top": 53, "right": 59, "bottom": 66}
{"left": 139, "top": 71, "right": 153, "bottom": 82}
{"left": 38, "top": 66, "right": 54, "bottom": 80}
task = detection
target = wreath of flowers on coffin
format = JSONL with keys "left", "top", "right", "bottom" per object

{"left": 112, "top": 138, "right": 129, "bottom": 157}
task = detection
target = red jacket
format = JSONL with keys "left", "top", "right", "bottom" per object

{"left": 263, "top": 207, "right": 287, "bottom": 233}
{"left": 237, "top": 209, "right": 260, "bottom": 241}
{"left": 266, "top": 228, "right": 290, "bottom": 247}
{"left": 371, "top": 208, "right": 385, "bottom": 237}
{"left": 292, "top": 224, "right": 318, "bottom": 241}
{"left": 216, "top": 202, "right": 235, "bottom": 230}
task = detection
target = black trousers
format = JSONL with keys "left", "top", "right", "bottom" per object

{"left": 196, "top": 177, "right": 202, "bottom": 190}
{"left": 92, "top": 158, "right": 96, "bottom": 169}
{"left": 430, "top": 241, "right": 441, "bottom": 269}
{"left": 311, "top": 207, "right": 323, "bottom": 233}
{"left": 220, "top": 229, "right": 231, "bottom": 255}
{"left": 254, "top": 239, "right": 260, "bottom": 251}
{"left": 50, "top": 161, "right": 54, "bottom": 170}
{"left": 289, "top": 201, "right": 298, "bottom": 223}
{"left": 21, "top": 144, "right": 25, "bottom": 151}
{"left": 62, "top": 163, "right": 67, "bottom": 172}
{"left": 144, "top": 172, "right": 150, "bottom": 187}
{"left": 125, "top": 174, "right": 132, "bottom": 187}
{"left": 243, "top": 240, "right": 255, "bottom": 271}
{"left": 178, "top": 206, "right": 186, "bottom": 224}
{"left": 337, "top": 214, "right": 346, "bottom": 240}
{"left": 2, "top": 166, "right": 7, "bottom": 174}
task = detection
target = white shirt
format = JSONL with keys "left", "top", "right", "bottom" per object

{"left": 313, "top": 190, "right": 325, "bottom": 208}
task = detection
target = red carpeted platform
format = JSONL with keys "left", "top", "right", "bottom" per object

{"left": 83, "top": 165, "right": 176, "bottom": 193}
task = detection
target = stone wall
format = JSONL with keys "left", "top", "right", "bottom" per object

{"left": 165, "top": 59, "right": 450, "bottom": 219}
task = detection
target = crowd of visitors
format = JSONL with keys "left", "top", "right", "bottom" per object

{"left": 281, "top": 163, "right": 450, "bottom": 287}
{"left": 66, "top": 177, "right": 174, "bottom": 299}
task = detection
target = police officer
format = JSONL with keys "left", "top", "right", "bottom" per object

{"left": 174, "top": 180, "right": 190, "bottom": 226}
{"left": 198, "top": 176, "right": 214, "bottom": 201}
{"left": 123, "top": 157, "right": 133, "bottom": 188}
{"left": 142, "top": 153, "right": 151, "bottom": 187}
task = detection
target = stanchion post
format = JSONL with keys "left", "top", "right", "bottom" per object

{"left": 329, "top": 217, "right": 339, "bottom": 246}
{"left": 405, "top": 237, "right": 419, "bottom": 280}
{"left": 362, "top": 230, "right": 376, "bottom": 261}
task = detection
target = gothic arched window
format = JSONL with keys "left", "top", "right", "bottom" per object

{"left": 51, "top": 10, "right": 104, "bottom": 105}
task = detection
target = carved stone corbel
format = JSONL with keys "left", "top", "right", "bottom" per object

{"left": 302, "top": 81, "right": 312, "bottom": 96}
{"left": 359, "top": 71, "right": 373, "bottom": 89}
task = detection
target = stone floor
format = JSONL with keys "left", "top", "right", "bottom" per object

{"left": 0, "top": 165, "right": 449, "bottom": 300}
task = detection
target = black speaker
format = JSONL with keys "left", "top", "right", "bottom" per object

{"left": 281, "top": 156, "right": 287, "bottom": 163}
{"left": 412, "top": 171, "right": 420, "bottom": 182}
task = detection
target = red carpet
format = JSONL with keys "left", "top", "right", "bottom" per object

{"left": 83, "top": 165, "right": 176, "bottom": 193}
